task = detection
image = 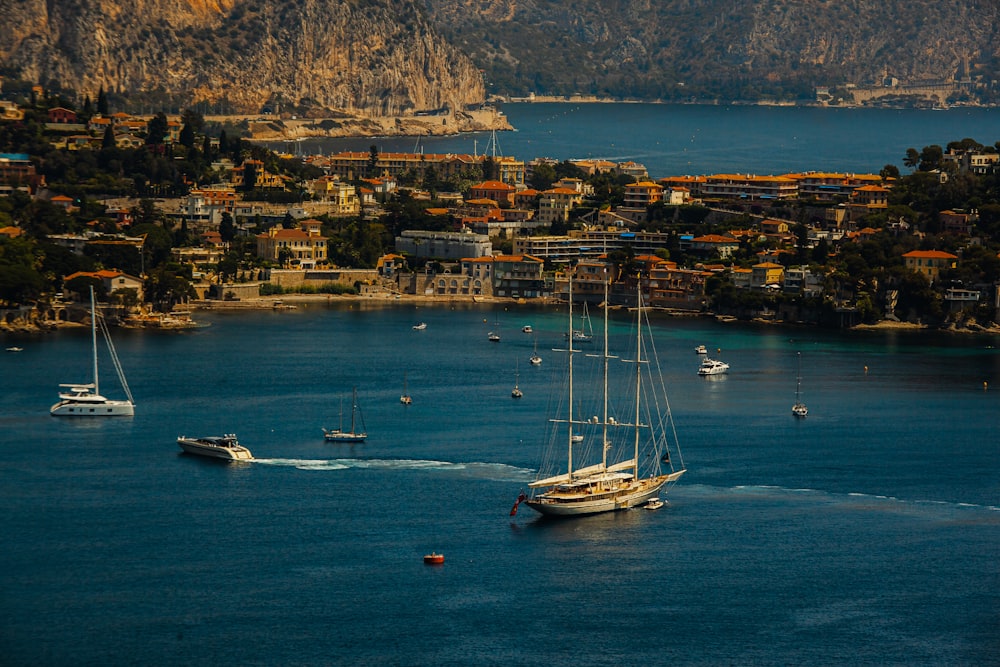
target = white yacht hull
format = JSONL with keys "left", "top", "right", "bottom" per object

{"left": 50, "top": 399, "right": 134, "bottom": 416}
{"left": 526, "top": 473, "right": 683, "bottom": 517}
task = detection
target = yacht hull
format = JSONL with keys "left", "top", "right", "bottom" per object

{"left": 323, "top": 431, "right": 366, "bottom": 443}
{"left": 526, "top": 475, "right": 677, "bottom": 517}
{"left": 177, "top": 437, "right": 253, "bottom": 461}
{"left": 50, "top": 399, "right": 134, "bottom": 416}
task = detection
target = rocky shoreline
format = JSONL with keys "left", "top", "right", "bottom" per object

{"left": 243, "top": 107, "right": 513, "bottom": 141}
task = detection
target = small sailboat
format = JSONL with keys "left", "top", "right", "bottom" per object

{"left": 50, "top": 286, "right": 135, "bottom": 417}
{"left": 566, "top": 301, "right": 594, "bottom": 342}
{"left": 512, "top": 360, "right": 523, "bottom": 398}
{"left": 323, "top": 387, "right": 367, "bottom": 442}
{"left": 400, "top": 373, "right": 412, "bottom": 405}
{"left": 516, "top": 276, "right": 686, "bottom": 517}
{"left": 529, "top": 336, "right": 542, "bottom": 366}
{"left": 792, "top": 352, "right": 808, "bottom": 417}
{"left": 488, "top": 313, "right": 501, "bottom": 342}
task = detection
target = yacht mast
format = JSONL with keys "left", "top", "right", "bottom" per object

{"left": 633, "top": 278, "right": 642, "bottom": 480}
{"left": 90, "top": 286, "right": 99, "bottom": 396}
{"left": 601, "top": 273, "right": 610, "bottom": 471}
{"left": 567, "top": 274, "right": 575, "bottom": 477}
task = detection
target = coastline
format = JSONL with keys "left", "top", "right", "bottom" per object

{"left": 243, "top": 107, "right": 512, "bottom": 142}
{"left": 4, "top": 295, "right": 998, "bottom": 336}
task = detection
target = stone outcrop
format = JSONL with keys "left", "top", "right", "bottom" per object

{"left": 0, "top": 0, "right": 486, "bottom": 117}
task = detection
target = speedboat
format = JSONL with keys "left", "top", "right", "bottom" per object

{"left": 644, "top": 497, "right": 665, "bottom": 510}
{"left": 522, "top": 325, "right": 533, "bottom": 333}
{"left": 695, "top": 345, "right": 707, "bottom": 355}
{"left": 698, "top": 357, "right": 730, "bottom": 376}
{"left": 412, "top": 322, "right": 427, "bottom": 330}
{"left": 177, "top": 434, "right": 254, "bottom": 461}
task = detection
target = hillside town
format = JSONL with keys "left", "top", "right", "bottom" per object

{"left": 2, "top": 86, "right": 1000, "bottom": 333}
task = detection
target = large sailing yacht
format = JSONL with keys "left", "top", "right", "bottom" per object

{"left": 514, "top": 275, "right": 686, "bottom": 517}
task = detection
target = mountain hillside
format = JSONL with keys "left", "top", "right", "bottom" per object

{"left": 1, "top": 0, "right": 998, "bottom": 113}
{"left": 420, "top": 0, "right": 1000, "bottom": 103}
{"left": 0, "top": 0, "right": 485, "bottom": 116}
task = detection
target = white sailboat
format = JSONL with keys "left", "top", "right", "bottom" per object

{"left": 792, "top": 352, "right": 808, "bottom": 417}
{"left": 324, "top": 387, "right": 367, "bottom": 442}
{"left": 512, "top": 360, "right": 523, "bottom": 398}
{"left": 566, "top": 301, "right": 594, "bottom": 342}
{"left": 488, "top": 313, "right": 501, "bottom": 342}
{"left": 529, "top": 336, "right": 542, "bottom": 365}
{"left": 50, "top": 286, "right": 135, "bottom": 417}
{"left": 513, "top": 276, "right": 686, "bottom": 517}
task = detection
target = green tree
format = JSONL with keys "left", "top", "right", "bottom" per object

{"left": 219, "top": 212, "right": 236, "bottom": 243}
{"left": 880, "top": 164, "right": 900, "bottom": 180}
{"left": 145, "top": 112, "right": 168, "bottom": 146}
{"left": 0, "top": 236, "right": 45, "bottom": 305}
{"left": 97, "top": 86, "right": 109, "bottom": 115}
{"left": 368, "top": 145, "right": 379, "bottom": 178}
{"left": 903, "top": 148, "right": 920, "bottom": 170}
{"left": 101, "top": 124, "right": 115, "bottom": 150}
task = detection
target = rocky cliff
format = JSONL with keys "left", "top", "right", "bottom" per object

{"left": 420, "top": 0, "right": 1000, "bottom": 103}
{"left": 0, "top": 0, "right": 486, "bottom": 116}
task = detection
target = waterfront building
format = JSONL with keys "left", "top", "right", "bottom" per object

{"left": 751, "top": 262, "right": 785, "bottom": 289}
{"left": 492, "top": 254, "right": 545, "bottom": 298}
{"left": 649, "top": 262, "right": 710, "bottom": 309}
{"left": 395, "top": 230, "right": 492, "bottom": 260}
{"left": 63, "top": 269, "right": 144, "bottom": 301}
{"left": 902, "top": 250, "right": 958, "bottom": 282}
{"left": 255, "top": 219, "right": 328, "bottom": 268}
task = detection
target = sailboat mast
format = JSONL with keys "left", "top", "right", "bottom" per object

{"left": 601, "top": 274, "right": 610, "bottom": 471}
{"left": 567, "top": 274, "right": 575, "bottom": 477}
{"left": 633, "top": 278, "right": 642, "bottom": 480}
{"left": 90, "top": 286, "right": 99, "bottom": 396}
{"left": 796, "top": 352, "right": 802, "bottom": 401}
{"left": 350, "top": 387, "right": 357, "bottom": 433}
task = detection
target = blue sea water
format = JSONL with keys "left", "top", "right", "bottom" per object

{"left": 1, "top": 304, "right": 998, "bottom": 666}
{"left": 283, "top": 102, "right": 1000, "bottom": 177}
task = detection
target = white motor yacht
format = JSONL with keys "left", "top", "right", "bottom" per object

{"left": 698, "top": 357, "right": 730, "bottom": 376}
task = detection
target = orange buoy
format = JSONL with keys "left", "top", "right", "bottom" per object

{"left": 423, "top": 552, "right": 444, "bottom": 565}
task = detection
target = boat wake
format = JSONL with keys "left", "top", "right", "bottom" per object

{"left": 252, "top": 457, "right": 535, "bottom": 482}
{"left": 683, "top": 483, "right": 1000, "bottom": 521}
